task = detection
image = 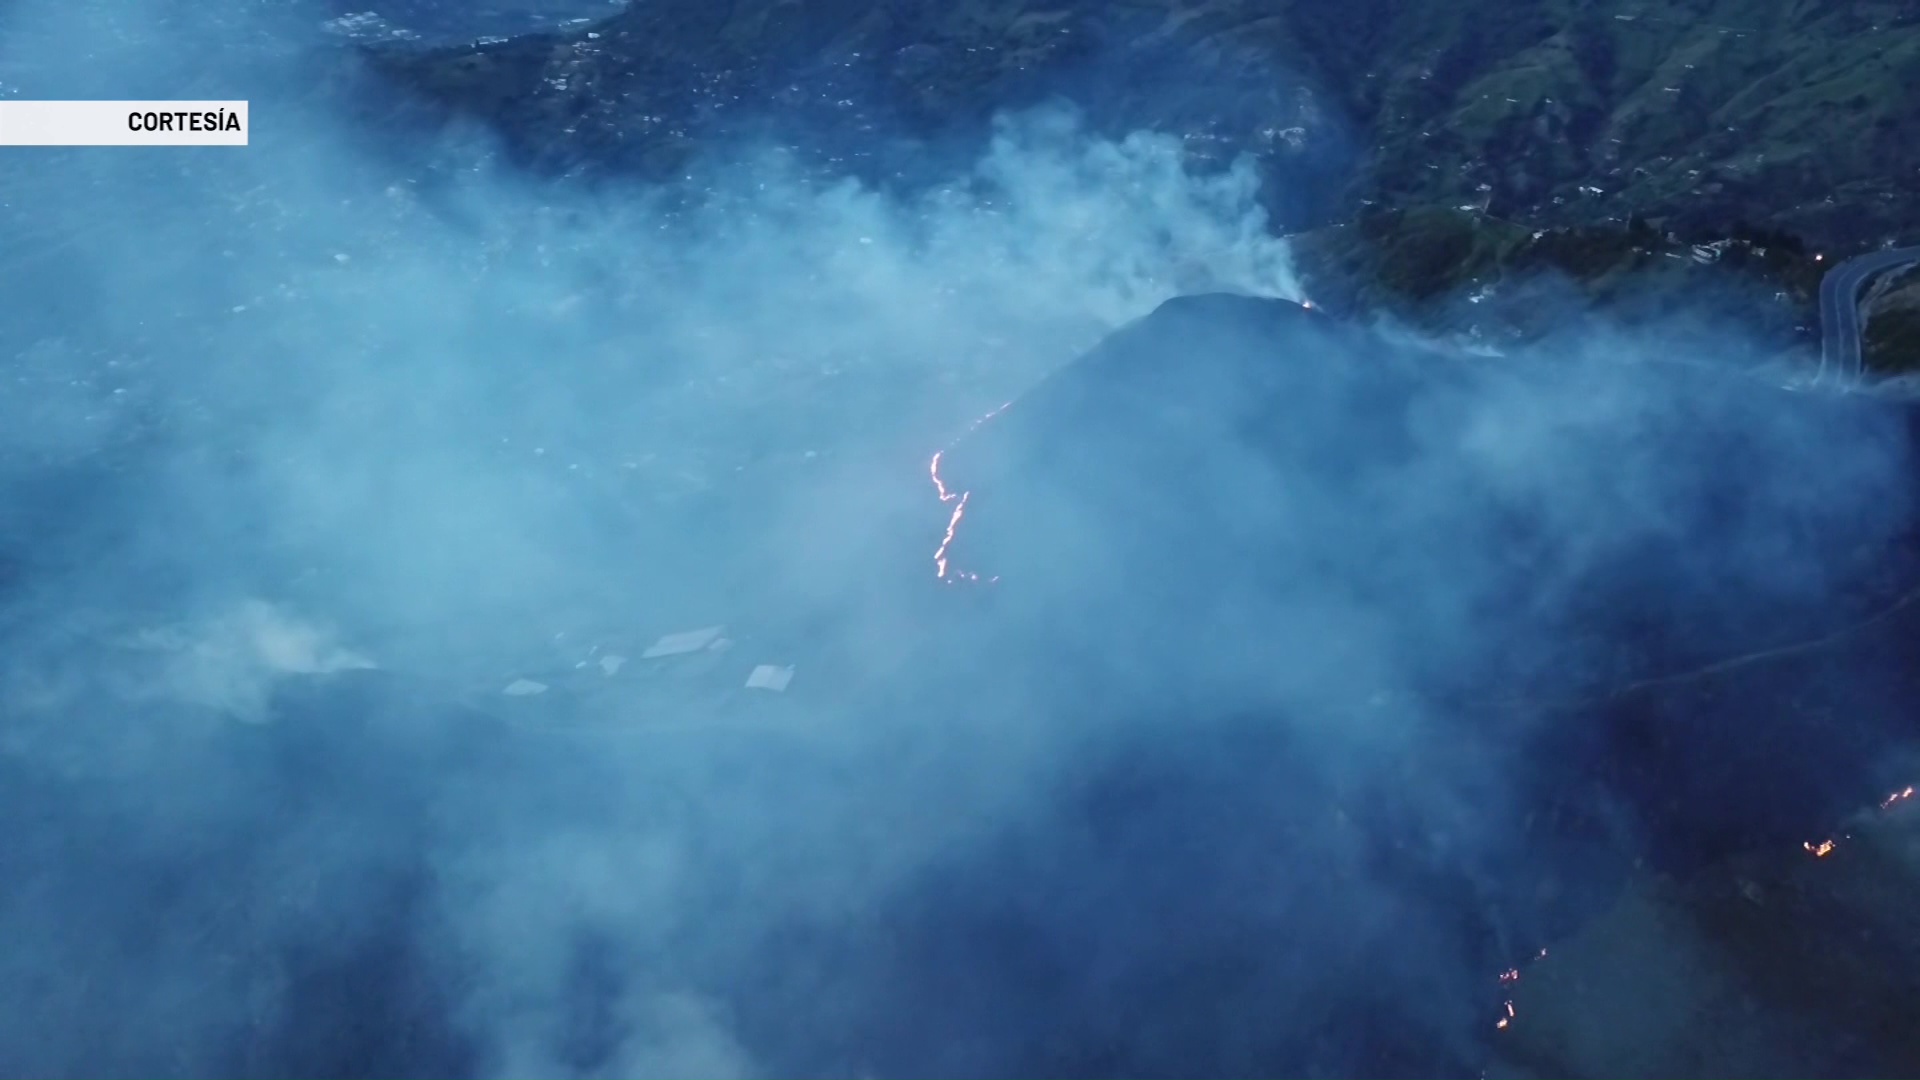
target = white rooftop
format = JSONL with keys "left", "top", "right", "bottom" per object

{"left": 745, "top": 664, "right": 794, "bottom": 692}
{"left": 641, "top": 626, "right": 726, "bottom": 659}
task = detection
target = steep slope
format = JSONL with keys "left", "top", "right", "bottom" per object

{"left": 939, "top": 291, "right": 1920, "bottom": 864}
{"left": 9, "top": 292, "right": 1920, "bottom": 1076}
{"left": 369, "top": 0, "right": 1920, "bottom": 245}
{"left": 1866, "top": 271, "right": 1920, "bottom": 373}
{"left": 917, "top": 294, "right": 1920, "bottom": 1072}
{"left": 1354, "top": 0, "right": 1920, "bottom": 244}
{"left": 1502, "top": 792, "right": 1920, "bottom": 1076}
{"left": 1286, "top": 207, "right": 1827, "bottom": 353}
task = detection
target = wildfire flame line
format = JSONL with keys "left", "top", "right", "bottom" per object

{"left": 1494, "top": 781, "right": 1916, "bottom": 1031}
{"left": 930, "top": 449, "right": 971, "bottom": 581}
{"left": 1803, "top": 784, "right": 1916, "bottom": 858}
{"left": 928, "top": 401, "right": 1013, "bottom": 584}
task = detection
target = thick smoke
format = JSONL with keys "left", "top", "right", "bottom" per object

{"left": 2, "top": 1, "right": 1916, "bottom": 1077}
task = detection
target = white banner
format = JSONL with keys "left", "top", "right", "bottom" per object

{"left": 0, "top": 100, "right": 248, "bottom": 146}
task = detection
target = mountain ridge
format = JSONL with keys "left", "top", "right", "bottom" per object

{"left": 368, "top": 0, "right": 1920, "bottom": 250}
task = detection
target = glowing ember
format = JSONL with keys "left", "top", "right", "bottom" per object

{"left": 1493, "top": 776, "right": 1912, "bottom": 1034}
{"left": 929, "top": 450, "right": 972, "bottom": 582}
{"left": 927, "top": 401, "right": 1012, "bottom": 583}
{"left": 1489, "top": 773, "right": 1920, "bottom": 1034}
{"left": 1793, "top": 781, "right": 1912, "bottom": 859}
{"left": 1490, "top": 950, "right": 1549, "bottom": 1031}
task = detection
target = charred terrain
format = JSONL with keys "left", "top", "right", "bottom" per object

{"left": 11, "top": 292, "right": 1920, "bottom": 1076}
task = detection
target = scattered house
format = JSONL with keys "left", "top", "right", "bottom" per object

{"left": 1691, "top": 239, "right": 1734, "bottom": 264}
{"left": 642, "top": 625, "right": 726, "bottom": 659}
{"left": 745, "top": 665, "right": 795, "bottom": 692}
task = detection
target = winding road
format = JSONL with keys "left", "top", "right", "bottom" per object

{"left": 1817, "top": 245, "right": 1920, "bottom": 382}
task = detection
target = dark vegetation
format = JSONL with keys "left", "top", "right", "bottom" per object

{"left": 1867, "top": 301, "right": 1920, "bottom": 374}
{"left": 368, "top": 0, "right": 1920, "bottom": 249}
{"left": 357, "top": 0, "right": 1920, "bottom": 366}
{"left": 1287, "top": 206, "right": 1822, "bottom": 351}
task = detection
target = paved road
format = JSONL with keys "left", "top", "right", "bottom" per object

{"left": 1818, "top": 245, "right": 1920, "bottom": 382}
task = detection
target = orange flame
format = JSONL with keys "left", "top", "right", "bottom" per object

{"left": 930, "top": 450, "right": 971, "bottom": 581}
{"left": 928, "top": 401, "right": 1013, "bottom": 583}
{"left": 1494, "top": 779, "right": 1910, "bottom": 1028}
{"left": 1794, "top": 782, "right": 1913, "bottom": 859}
